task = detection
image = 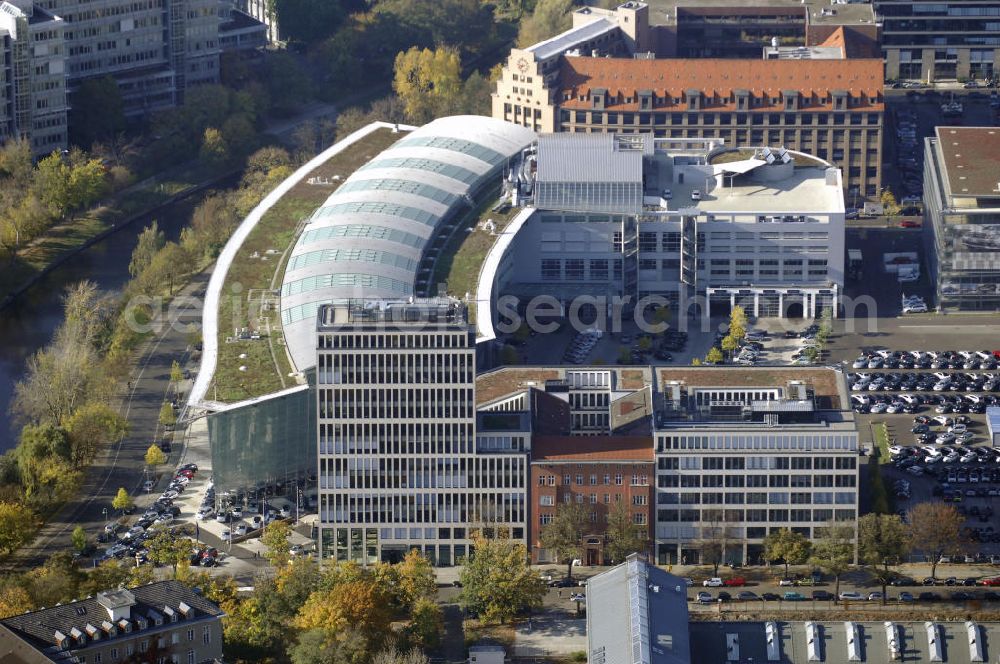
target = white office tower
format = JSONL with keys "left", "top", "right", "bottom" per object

{"left": 315, "top": 298, "right": 527, "bottom": 565}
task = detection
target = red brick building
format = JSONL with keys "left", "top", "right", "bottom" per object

{"left": 530, "top": 435, "right": 654, "bottom": 566}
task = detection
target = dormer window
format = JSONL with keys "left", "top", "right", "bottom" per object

{"left": 54, "top": 630, "right": 69, "bottom": 650}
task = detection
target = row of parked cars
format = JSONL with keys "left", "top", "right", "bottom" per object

{"left": 850, "top": 371, "right": 1000, "bottom": 395}
{"left": 563, "top": 329, "right": 602, "bottom": 364}
{"left": 852, "top": 349, "right": 1000, "bottom": 371}
{"left": 98, "top": 464, "right": 199, "bottom": 563}
{"left": 696, "top": 588, "right": 1000, "bottom": 604}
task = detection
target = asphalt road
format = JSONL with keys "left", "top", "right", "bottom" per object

{"left": 6, "top": 274, "right": 208, "bottom": 569}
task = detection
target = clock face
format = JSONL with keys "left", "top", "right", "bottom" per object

{"left": 516, "top": 57, "right": 529, "bottom": 73}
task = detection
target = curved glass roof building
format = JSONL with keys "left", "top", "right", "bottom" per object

{"left": 280, "top": 116, "right": 536, "bottom": 371}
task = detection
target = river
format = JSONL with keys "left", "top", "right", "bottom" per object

{"left": 0, "top": 196, "right": 204, "bottom": 454}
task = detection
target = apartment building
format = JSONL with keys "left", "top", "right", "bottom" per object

{"left": 0, "top": 582, "right": 224, "bottom": 663}
{"left": 315, "top": 299, "right": 528, "bottom": 566}
{"left": 492, "top": 1, "right": 884, "bottom": 198}
{"left": 924, "top": 126, "right": 1000, "bottom": 311}
{"left": 0, "top": 1, "right": 68, "bottom": 153}
{"left": 490, "top": 134, "right": 845, "bottom": 321}
{"left": 653, "top": 368, "right": 859, "bottom": 566}
{"left": 878, "top": 0, "right": 1000, "bottom": 82}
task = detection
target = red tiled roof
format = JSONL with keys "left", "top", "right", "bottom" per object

{"left": 817, "top": 27, "right": 847, "bottom": 57}
{"left": 557, "top": 57, "right": 884, "bottom": 112}
{"left": 532, "top": 435, "right": 654, "bottom": 462}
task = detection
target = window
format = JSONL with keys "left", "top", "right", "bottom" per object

{"left": 539, "top": 495, "right": 554, "bottom": 506}
{"left": 541, "top": 259, "right": 560, "bottom": 281}
{"left": 565, "top": 259, "right": 584, "bottom": 280}
{"left": 140, "top": 641, "right": 149, "bottom": 653}
{"left": 633, "top": 512, "right": 646, "bottom": 525}
{"left": 632, "top": 495, "right": 647, "bottom": 505}
{"left": 640, "top": 232, "right": 658, "bottom": 252}
{"left": 187, "top": 653, "right": 195, "bottom": 664}
{"left": 603, "top": 474, "right": 611, "bottom": 484}
{"left": 615, "top": 474, "right": 623, "bottom": 485}
{"left": 564, "top": 474, "right": 571, "bottom": 485}
{"left": 203, "top": 627, "right": 211, "bottom": 645}
{"left": 187, "top": 629, "right": 194, "bottom": 642}
{"left": 576, "top": 474, "right": 584, "bottom": 485}
{"left": 540, "top": 514, "right": 553, "bottom": 525}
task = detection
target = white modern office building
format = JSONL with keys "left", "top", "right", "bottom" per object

{"left": 314, "top": 299, "right": 528, "bottom": 565}
{"left": 483, "top": 134, "right": 845, "bottom": 326}
{"left": 652, "top": 367, "right": 858, "bottom": 565}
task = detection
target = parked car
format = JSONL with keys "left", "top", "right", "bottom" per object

{"left": 703, "top": 577, "right": 724, "bottom": 587}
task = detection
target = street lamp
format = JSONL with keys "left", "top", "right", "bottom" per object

{"left": 102, "top": 507, "right": 108, "bottom": 522}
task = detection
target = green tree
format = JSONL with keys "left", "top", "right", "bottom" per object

{"left": 147, "top": 529, "right": 192, "bottom": 576}
{"left": 68, "top": 159, "right": 109, "bottom": 211}
{"left": 637, "top": 336, "right": 653, "bottom": 353}
{"left": 158, "top": 401, "right": 177, "bottom": 428}
{"left": 34, "top": 152, "right": 73, "bottom": 219}
{"left": 262, "top": 520, "right": 292, "bottom": 567}
{"left": 64, "top": 402, "right": 128, "bottom": 465}
{"left": 809, "top": 521, "right": 855, "bottom": 596}
{"left": 858, "top": 513, "right": 910, "bottom": 604}
{"left": 271, "top": 0, "right": 345, "bottom": 44}
{"left": 459, "top": 532, "right": 545, "bottom": 624}
{"left": 144, "top": 443, "right": 167, "bottom": 468}
{"left": 605, "top": 499, "right": 648, "bottom": 564}
{"left": 170, "top": 360, "right": 184, "bottom": 387}
{"left": 539, "top": 501, "right": 589, "bottom": 581}
{"left": 691, "top": 357, "right": 703, "bottom": 366}
{"left": 71, "top": 525, "right": 88, "bottom": 553}
{"left": 393, "top": 46, "right": 464, "bottom": 124}
{"left": 763, "top": 528, "right": 812, "bottom": 578}
{"left": 129, "top": 221, "right": 165, "bottom": 278}
{"left": 728, "top": 305, "right": 747, "bottom": 341}
{"left": 0, "top": 501, "right": 34, "bottom": 554}
{"left": 705, "top": 347, "right": 724, "bottom": 364}
{"left": 517, "top": 0, "right": 573, "bottom": 47}
{"left": 817, "top": 307, "right": 834, "bottom": 343}
{"left": 408, "top": 597, "right": 443, "bottom": 650}
{"left": 112, "top": 487, "right": 134, "bottom": 514}
{"left": 617, "top": 346, "right": 632, "bottom": 364}
{"left": 288, "top": 627, "right": 371, "bottom": 664}
{"left": 70, "top": 77, "right": 126, "bottom": 147}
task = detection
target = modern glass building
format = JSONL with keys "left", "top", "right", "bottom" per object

{"left": 206, "top": 384, "right": 316, "bottom": 499}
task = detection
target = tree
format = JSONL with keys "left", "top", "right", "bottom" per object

{"left": 697, "top": 511, "right": 739, "bottom": 574}
{"left": 293, "top": 580, "right": 392, "bottom": 640}
{"left": 517, "top": 0, "right": 573, "bottom": 47}
{"left": 261, "top": 520, "right": 292, "bottom": 567}
{"left": 147, "top": 529, "right": 192, "bottom": 576}
{"left": 817, "top": 307, "right": 834, "bottom": 343}
{"left": 728, "top": 305, "right": 747, "bottom": 341}
{"left": 500, "top": 345, "right": 520, "bottom": 365}
{"left": 705, "top": 347, "right": 724, "bottom": 364}
{"left": 858, "top": 513, "right": 909, "bottom": 604}
{"left": 34, "top": 152, "right": 73, "bottom": 219}
{"left": 459, "top": 532, "right": 545, "bottom": 624}
{"left": 144, "top": 444, "right": 167, "bottom": 468}
{"left": 809, "top": 521, "right": 855, "bottom": 596}
{"left": 71, "top": 525, "right": 88, "bottom": 553}
{"left": 372, "top": 643, "right": 431, "bottom": 664}
{"left": 908, "top": 502, "right": 964, "bottom": 580}
{"left": 397, "top": 549, "right": 436, "bottom": 607}
{"left": 637, "top": 336, "right": 653, "bottom": 353}
{"left": 158, "top": 401, "right": 177, "bottom": 428}
{"left": 0, "top": 582, "right": 33, "bottom": 619}
{"left": 64, "top": 402, "right": 128, "bottom": 465}
{"left": 271, "top": 0, "right": 345, "bottom": 44}
{"left": 881, "top": 187, "right": 901, "bottom": 216}
{"left": 199, "top": 127, "right": 229, "bottom": 165}
{"left": 129, "top": 221, "right": 165, "bottom": 278}
{"left": 68, "top": 159, "right": 109, "bottom": 211}
{"left": 720, "top": 334, "right": 740, "bottom": 355}
{"left": 0, "top": 501, "right": 34, "bottom": 554}
{"left": 112, "top": 487, "right": 134, "bottom": 514}
{"left": 70, "top": 76, "right": 126, "bottom": 147}
{"left": 540, "top": 501, "right": 589, "bottom": 580}
{"left": 393, "top": 46, "right": 464, "bottom": 124}
{"left": 763, "top": 528, "right": 812, "bottom": 578}
{"left": 170, "top": 360, "right": 184, "bottom": 387}
{"left": 288, "top": 627, "right": 371, "bottom": 664}
{"left": 407, "top": 597, "right": 443, "bottom": 650}
{"left": 605, "top": 499, "right": 648, "bottom": 564}
{"left": 617, "top": 346, "right": 632, "bottom": 364}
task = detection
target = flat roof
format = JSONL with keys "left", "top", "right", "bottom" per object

{"left": 643, "top": 0, "right": 876, "bottom": 26}
{"left": 681, "top": 162, "right": 845, "bottom": 214}
{"left": 690, "top": 620, "right": 1000, "bottom": 664}
{"left": 657, "top": 366, "right": 842, "bottom": 401}
{"left": 933, "top": 127, "right": 1000, "bottom": 199}
{"left": 536, "top": 134, "right": 647, "bottom": 184}
{"left": 476, "top": 366, "right": 655, "bottom": 406}
{"left": 527, "top": 14, "right": 618, "bottom": 61}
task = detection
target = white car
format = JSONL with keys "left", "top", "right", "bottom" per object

{"left": 220, "top": 530, "right": 232, "bottom": 542}
{"left": 839, "top": 591, "right": 864, "bottom": 601}
{"left": 886, "top": 403, "right": 904, "bottom": 414}
{"left": 937, "top": 433, "right": 957, "bottom": 444}
{"left": 703, "top": 577, "right": 724, "bottom": 587}
{"left": 943, "top": 453, "right": 960, "bottom": 464}
{"left": 234, "top": 523, "right": 248, "bottom": 536}
{"left": 870, "top": 403, "right": 888, "bottom": 414}
{"left": 961, "top": 454, "right": 978, "bottom": 464}
{"left": 691, "top": 189, "right": 702, "bottom": 201}
{"left": 903, "top": 304, "right": 928, "bottom": 314}
{"left": 949, "top": 424, "right": 968, "bottom": 434}
{"left": 888, "top": 445, "right": 904, "bottom": 455}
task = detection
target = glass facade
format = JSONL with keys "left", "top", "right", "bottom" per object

{"left": 208, "top": 384, "right": 316, "bottom": 491}
{"left": 535, "top": 180, "right": 643, "bottom": 214}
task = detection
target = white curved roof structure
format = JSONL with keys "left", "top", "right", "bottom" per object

{"left": 280, "top": 115, "right": 536, "bottom": 371}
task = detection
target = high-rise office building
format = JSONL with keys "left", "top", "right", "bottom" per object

{"left": 315, "top": 298, "right": 528, "bottom": 565}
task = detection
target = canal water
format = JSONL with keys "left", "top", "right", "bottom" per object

{"left": 0, "top": 196, "right": 203, "bottom": 454}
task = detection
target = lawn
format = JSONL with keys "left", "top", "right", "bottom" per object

{"left": 432, "top": 196, "right": 521, "bottom": 324}
{"left": 211, "top": 127, "right": 401, "bottom": 402}
{"left": 873, "top": 421, "right": 891, "bottom": 464}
